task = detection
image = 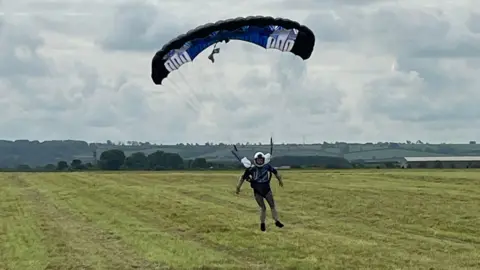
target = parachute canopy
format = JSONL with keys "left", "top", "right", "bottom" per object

{"left": 151, "top": 16, "right": 316, "bottom": 85}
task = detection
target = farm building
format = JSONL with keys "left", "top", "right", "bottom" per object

{"left": 400, "top": 156, "right": 480, "bottom": 168}
{"left": 351, "top": 157, "right": 405, "bottom": 168}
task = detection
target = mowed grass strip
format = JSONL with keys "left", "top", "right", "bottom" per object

{"left": 0, "top": 170, "right": 479, "bottom": 270}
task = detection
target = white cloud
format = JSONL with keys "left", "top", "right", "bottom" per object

{"left": 466, "top": 12, "right": 480, "bottom": 33}
{"left": 0, "top": 0, "right": 478, "bottom": 144}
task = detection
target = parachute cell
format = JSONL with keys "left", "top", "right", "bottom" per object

{"left": 151, "top": 16, "right": 316, "bottom": 85}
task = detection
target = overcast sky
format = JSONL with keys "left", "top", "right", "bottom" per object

{"left": 0, "top": 0, "right": 479, "bottom": 144}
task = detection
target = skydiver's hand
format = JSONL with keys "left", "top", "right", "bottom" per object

{"left": 275, "top": 174, "right": 283, "bottom": 187}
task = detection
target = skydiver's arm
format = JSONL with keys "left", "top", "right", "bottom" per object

{"left": 236, "top": 169, "right": 250, "bottom": 193}
{"left": 236, "top": 176, "right": 245, "bottom": 194}
{"left": 268, "top": 165, "right": 283, "bottom": 186}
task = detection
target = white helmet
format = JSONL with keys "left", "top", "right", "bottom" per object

{"left": 253, "top": 152, "right": 266, "bottom": 167}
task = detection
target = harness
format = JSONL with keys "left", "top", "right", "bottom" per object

{"left": 248, "top": 166, "right": 272, "bottom": 197}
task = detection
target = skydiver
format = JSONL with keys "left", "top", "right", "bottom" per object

{"left": 235, "top": 152, "right": 285, "bottom": 232}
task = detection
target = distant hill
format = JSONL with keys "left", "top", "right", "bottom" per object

{"left": 1, "top": 139, "right": 480, "bottom": 168}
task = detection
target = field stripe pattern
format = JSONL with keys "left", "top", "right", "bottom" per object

{"left": 1, "top": 170, "right": 480, "bottom": 269}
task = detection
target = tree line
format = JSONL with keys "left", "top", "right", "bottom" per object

{"left": 2, "top": 149, "right": 244, "bottom": 172}
{"left": 3, "top": 149, "right": 353, "bottom": 172}
{"left": 98, "top": 149, "right": 216, "bottom": 170}
{"left": 0, "top": 139, "right": 479, "bottom": 168}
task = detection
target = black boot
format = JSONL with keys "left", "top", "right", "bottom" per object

{"left": 260, "top": 223, "right": 266, "bottom": 231}
{"left": 275, "top": 220, "right": 284, "bottom": 228}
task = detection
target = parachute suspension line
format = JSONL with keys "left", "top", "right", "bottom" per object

{"left": 203, "top": 42, "right": 223, "bottom": 105}
{"left": 166, "top": 80, "right": 201, "bottom": 113}
{"left": 171, "top": 80, "right": 203, "bottom": 112}
{"left": 184, "top": 60, "right": 217, "bottom": 106}
{"left": 176, "top": 69, "right": 206, "bottom": 111}
{"left": 269, "top": 59, "right": 291, "bottom": 134}
{"left": 202, "top": 42, "right": 227, "bottom": 110}
{"left": 164, "top": 83, "right": 199, "bottom": 113}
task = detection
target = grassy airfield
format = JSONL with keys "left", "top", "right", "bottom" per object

{"left": 1, "top": 170, "right": 479, "bottom": 269}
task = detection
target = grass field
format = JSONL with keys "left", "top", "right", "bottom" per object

{"left": 1, "top": 170, "right": 480, "bottom": 270}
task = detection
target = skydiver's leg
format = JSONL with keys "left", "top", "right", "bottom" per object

{"left": 265, "top": 191, "right": 284, "bottom": 228}
{"left": 254, "top": 192, "right": 267, "bottom": 231}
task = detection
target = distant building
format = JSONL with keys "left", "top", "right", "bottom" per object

{"left": 276, "top": 166, "right": 291, "bottom": 170}
{"left": 350, "top": 157, "right": 405, "bottom": 168}
{"left": 400, "top": 156, "right": 480, "bottom": 169}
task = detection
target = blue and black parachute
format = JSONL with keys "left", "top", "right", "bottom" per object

{"left": 151, "top": 16, "right": 316, "bottom": 85}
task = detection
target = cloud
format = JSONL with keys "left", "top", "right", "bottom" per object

{"left": 466, "top": 12, "right": 480, "bottom": 33}
{"left": 0, "top": 0, "right": 478, "bottom": 144}
{"left": 280, "top": 0, "right": 392, "bottom": 10}
{"left": 303, "top": 12, "right": 353, "bottom": 44}
{"left": 363, "top": 70, "right": 479, "bottom": 121}
{"left": 410, "top": 37, "right": 480, "bottom": 58}
{"left": 98, "top": 1, "right": 194, "bottom": 52}
{"left": 0, "top": 18, "right": 50, "bottom": 78}
{"left": 0, "top": 11, "right": 194, "bottom": 143}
